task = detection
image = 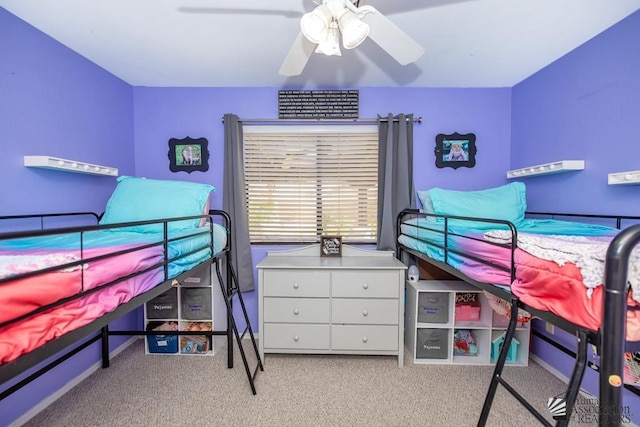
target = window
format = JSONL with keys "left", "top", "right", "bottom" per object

{"left": 243, "top": 125, "right": 378, "bottom": 244}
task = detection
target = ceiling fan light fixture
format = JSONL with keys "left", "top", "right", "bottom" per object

{"left": 300, "top": 5, "right": 333, "bottom": 44}
{"left": 314, "top": 22, "right": 342, "bottom": 57}
{"left": 338, "top": 9, "right": 369, "bottom": 49}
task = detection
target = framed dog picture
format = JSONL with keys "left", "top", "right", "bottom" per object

{"left": 320, "top": 236, "right": 342, "bottom": 257}
{"left": 168, "top": 136, "right": 210, "bottom": 173}
{"left": 434, "top": 132, "right": 477, "bottom": 169}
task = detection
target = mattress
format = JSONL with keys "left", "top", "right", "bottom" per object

{"left": 0, "top": 224, "right": 227, "bottom": 365}
{"left": 399, "top": 217, "right": 640, "bottom": 340}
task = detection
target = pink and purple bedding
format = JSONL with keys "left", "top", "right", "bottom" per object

{"left": 399, "top": 217, "right": 640, "bottom": 340}
{"left": 0, "top": 225, "right": 227, "bottom": 366}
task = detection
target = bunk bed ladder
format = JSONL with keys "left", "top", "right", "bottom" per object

{"left": 477, "top": 298, "right": 589, "bottom": 427}
{"left": 214, "top": 256, "right": 264, "bottom": 395}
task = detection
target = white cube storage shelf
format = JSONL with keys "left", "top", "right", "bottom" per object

{"left": 405, "top": 280, "right": 530, "bottom": 366}
{"left": 143, "top": 262, "right": 225, "bottom": 356}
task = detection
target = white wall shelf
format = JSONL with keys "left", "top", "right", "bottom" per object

{"left": 24, "top": 156, "right": 118, "bottom": 177}
{"left": 608, "top": 170, "right": 640, "bottom": 185}
{"left": 506, "top": 160, "right": 584, "bottom": 179}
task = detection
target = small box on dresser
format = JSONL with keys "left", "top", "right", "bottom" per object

{"left": 405, "top": 280, "right": 530, "bottom": 366}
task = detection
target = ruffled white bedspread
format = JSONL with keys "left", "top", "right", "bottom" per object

{"left": 0, "top": 253, "right": 81, "bottom": 279}
{"left": 484, "top": 231, "right": 640, "bottom": 303}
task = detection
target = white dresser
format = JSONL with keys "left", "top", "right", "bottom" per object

{"left": 257, "top": 244, "right": 407, "bottom": 367}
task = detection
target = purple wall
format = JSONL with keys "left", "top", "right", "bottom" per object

{"left": 132, "top": 86, "right": 513, "bottom": 330}
{"left": 512, "top": 10, "right": 640, "bottom": 422}
{"left": 511, "top": 11, "right": 640, "bottom": 216}
{"left": 0, "top": 9, "right": 135, "bottom": 215}
{"left": 3, "top": 2, "right": 640, "bottom": 425}
{"left": 0, "top": 8, "right": 136, "bottom": 426}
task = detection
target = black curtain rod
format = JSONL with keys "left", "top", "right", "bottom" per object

{"left": 221, "top": 117, "right": 422, "bottom": 125}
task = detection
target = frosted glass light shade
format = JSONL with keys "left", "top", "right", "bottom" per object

{"left": 338, "top": 10, "right": 369, "bottom": 49}
{"left": 301, "top": 5, "right": 332, "bottom": 44}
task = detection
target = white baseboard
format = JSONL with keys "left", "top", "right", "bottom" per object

{"left": 10, "top": 337, "right": 140, "bottom": 427}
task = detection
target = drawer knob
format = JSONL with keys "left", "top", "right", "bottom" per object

{"left": 362, "top": 310, "right": 368, "bottom": 317}
{"left": 293, "top": 282, "right": 299, "bottom": 289}
{"left": 362, "top": 336, "right": 368, "bottom": 343}
{"left": 363, "top": 283, "right": 369, "bottom": 289}
{"left": 293, "top": 335, "right": 299, "bottom": 342}
{"left": 293, "top": 308, "right": 299, "bottom": 315}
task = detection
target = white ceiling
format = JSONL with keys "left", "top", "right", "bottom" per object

{"left": 2, "top": 0, "right": 639, "bottom": 88}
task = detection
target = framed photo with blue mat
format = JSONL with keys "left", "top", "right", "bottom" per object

{"left": 435, "top": 132, "right": 476, "bottom": 169}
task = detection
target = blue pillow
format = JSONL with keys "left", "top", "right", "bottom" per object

{"left": 421, "top": 182, "right": 527, "bottom": 229}
{"left": 416, "top": 190, "right": 437, "bottom": 222}
{"left": 100, "top": 176, "right": 215, "bottom": 233}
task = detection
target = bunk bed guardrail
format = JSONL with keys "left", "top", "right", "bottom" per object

{"left": 601, "top": 223, "right": 640, "bottom": 425}
{"left": 0, "top": 210, "right": 263, "bottom": 405}
{"left": 395, "top": 209, "right": 640, "bottom": 427}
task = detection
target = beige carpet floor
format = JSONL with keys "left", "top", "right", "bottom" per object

{"left": 23, "top": 338, "right": 597, "bottom": 427}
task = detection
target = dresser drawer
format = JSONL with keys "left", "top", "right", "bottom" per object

{"left": 331, "top": 325, "right": 398, "bottom": 351}
{"left": 332, "top": 299, "right": 399, "bottom": 325}
{"left": 331, "top": 271, "right": 399, "bottom": 298}
{"left": 263, "top": 270, "right": 330, "bottom": 297}
{"left": 263, "top": 324, "right": 330, "bottom": 350}
{"left": 263, "top": 297, "right": 330, "bottom": 323}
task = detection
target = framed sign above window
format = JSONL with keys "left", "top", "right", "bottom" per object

{"left": 168, "top": 137, "right": 210, "bottom": 173}
{"left": 434, "top": 132, "right": 477, "bottom": 169}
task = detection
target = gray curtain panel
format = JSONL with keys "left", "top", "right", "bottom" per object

{"left": 222, "top": 113, "right": 255, "bottom": 292}
{"left": 377, "top": 113, "right": 416, "bottom": 252}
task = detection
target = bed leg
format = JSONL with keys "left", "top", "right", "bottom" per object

{"left": 556, "top": 330, "right": 588, "bottom": 427}
{"left": 101, "top": 326, "right": 110, "bottom": 369}
{"left": 227, "top": 302, "right": 234, "bottom": 369}
{"left": 478, "top": 298, "right": 519, "bottom": 426}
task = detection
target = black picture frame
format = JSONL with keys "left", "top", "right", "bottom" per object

{"left": 168, "top": 137, "right": 210, "bottom": 173}
{"left": 320, "top": 236, "right": 342, "bottom": 257}
{"left": 434, "top": 132, "right": 477, "bottom": 169}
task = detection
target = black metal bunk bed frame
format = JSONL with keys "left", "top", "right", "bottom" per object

{"left": 396, "top": 209, "right": 640, "bottom": 427}
{"left": 0, "top": 210, "right": 263, "bottom": 405}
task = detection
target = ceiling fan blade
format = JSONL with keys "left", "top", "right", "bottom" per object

{"left": 361, "top": 8, "right": 425, "bottom": 65}
{"left": 279, "top": 32, "right": 316, "bottom": 77}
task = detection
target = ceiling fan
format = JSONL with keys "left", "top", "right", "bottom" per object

{"left": 279, "top": 0, "right": 425, "bottom": 76}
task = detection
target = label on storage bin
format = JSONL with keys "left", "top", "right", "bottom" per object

{"left": 157, "top": 340, "right": 168, "bottom": 346}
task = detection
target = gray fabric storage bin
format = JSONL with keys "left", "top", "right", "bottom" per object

{"left": 416, "top": 328, "right": 449, "bottom": 359}
{"left": 417, "top": 292, "right": 450, "bottom": 323}
{"left": 146, "top": 288, "right": 178, "bottom": 319}
{"left": 180, "top": 287, "right": 212, "bottom": 320}
{"left": 181, "top": 262, "right": 211, "bottom": 287}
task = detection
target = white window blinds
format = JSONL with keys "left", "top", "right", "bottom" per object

{"left": 243, "top": 125, "right": 378, "bottom": 243}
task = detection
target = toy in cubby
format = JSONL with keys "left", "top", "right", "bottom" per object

{"left": 453, "top": 329, "right": 478, "bottom": 356}
{"left": 180, "top": 321, "right": 212, "bottom": 354}
{"left": 454, "top": 292, "right": 481, "bottom": 321}
{"left": 491, "top": 332, "right": 519, "bottom": 363}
